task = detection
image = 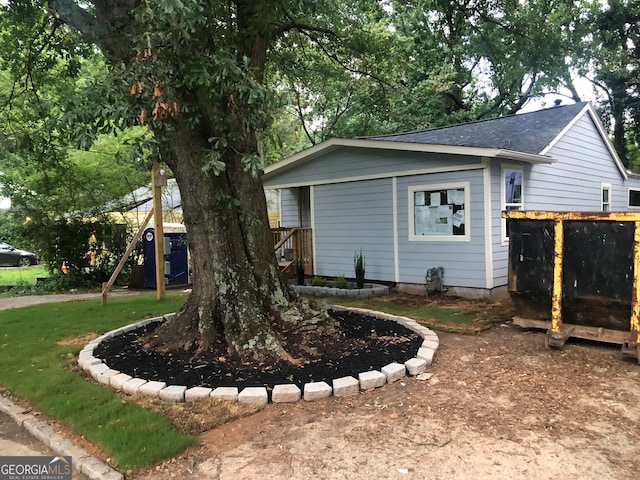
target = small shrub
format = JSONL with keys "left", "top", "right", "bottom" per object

{"left": 311, "top": 276, "right": 326, "bottom": 287}
{"left": 295, "top": 257, "right": 305, "bottom": 285}
{"left": 334, "top": 274, "right": 348, "bottom": 289}
{"left": 354, "top": 249, "right": 366, "bottom": 289}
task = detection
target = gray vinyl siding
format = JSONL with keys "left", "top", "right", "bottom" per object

{"left": 396, "top": 168, "right": 487, "bottom": 288}
{"left": 313, "top": 179, "right": 395, "bottom": 281}
{"left": 525, "top": 114, "right": 627, "bottom": 211}
{"left": 263, "top": 148, "right": 482, "bottom": 188}
{"left": 490, "top": 159, "right": 513, "bottom": 288}
{"left": 279, "top": 188, "right": 299, "bottom": 227}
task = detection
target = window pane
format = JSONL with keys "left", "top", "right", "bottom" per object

{"left": 505, "top": 170, "right": 522, "bottom": 204}
{"left": 630, "top": 190, "right": 640, "bottom": 207}
{"left": 414, "top": 187, "right": 465, "bottom": 236}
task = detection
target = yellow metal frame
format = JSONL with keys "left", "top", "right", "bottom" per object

{"left": 551, "top": 218, "right": 564, "bottom": 337}
{"left": 503, "top": 210, "right": 640, "bottom": 348}
{"left": 632, "top": 221, "right": 640, "bottom": 345}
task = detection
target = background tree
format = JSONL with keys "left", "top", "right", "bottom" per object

{"left": 268, "top": 0, "right": 585, "bottom": 149}
{"left": 571, "top": 0, "right": 640, "bottom": 168}
{"left": 0, "top": 6, "right": 149, "bottom": 274}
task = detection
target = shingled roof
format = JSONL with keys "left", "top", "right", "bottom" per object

{"left": 366, "top": 102, "right": 589, "bottom": 155}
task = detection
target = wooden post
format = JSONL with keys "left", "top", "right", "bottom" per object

{"left": 101, "top": 209, "right": 155, "bottom": 306}
{"left": 152, "top": 160, "right": 166, "bottom": 300}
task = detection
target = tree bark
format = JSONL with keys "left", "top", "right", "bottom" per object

{"left": 152, "top": 121, "right": 327, "bottom": 362}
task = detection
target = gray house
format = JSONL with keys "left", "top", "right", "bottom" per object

{"left": 262, "top": 102, "right": 640, "bottom": 297}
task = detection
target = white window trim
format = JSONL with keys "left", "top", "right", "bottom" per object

{"left": 628, "top": 188, "right": 640, "bottom": 209}
{"left": 501, "top": 164, "right": 524, "bottom": 243}
{"left": 408, "top": 181, "right": 470, "bottom": 242}
{"left": 601, "top": 183, "right": 611, "bottom": 212}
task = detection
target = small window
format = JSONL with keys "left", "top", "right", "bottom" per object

{"left": 504, "top": 169, "right": 523, "bottom": 209}
{"left": 502, "top": 167, "right": 524, "bottom": 241}
{"left": 629, "top": 189, "right": 640, "bottom": 208}
{"left": 409, "top": 182, "right": 469, "bottom": 241}
{"left": 601, "top": 184, "right": 611, "bottom": 212}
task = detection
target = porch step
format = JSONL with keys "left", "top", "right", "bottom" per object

{"left": 279, "top": 260, "right": 294, "bottom": 277}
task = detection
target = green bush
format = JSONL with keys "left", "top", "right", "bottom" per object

{"left": 311, "top": 275, "right": 326, "bottom": 287}
{"left": 18, "top": 215, "right": 140, "bottom": 290}
{"left": 334, "top": 274, "right": 348, "bottom": 289}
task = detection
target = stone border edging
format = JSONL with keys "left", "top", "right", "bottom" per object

{"left": 0, "top": 394, "right": 123, "bottom": 480}
{"left": 80, "top": 306, "right": 439, "bottom": 405}
{"left": 290, "top": 282, "right": 389, "bottom": 297}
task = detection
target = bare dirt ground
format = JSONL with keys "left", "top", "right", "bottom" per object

{"left": 5, "top": 291, "right": 637, "bottom": 479}
{"left": 125, "top": 296, "right": 640, "bottom": 480}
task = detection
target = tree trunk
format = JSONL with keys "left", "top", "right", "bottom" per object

{"left": 147, "top": 122, "right": 327, "bottom": 362}
{"left": 48, "top": 0, "right": 330, "bottom": 362}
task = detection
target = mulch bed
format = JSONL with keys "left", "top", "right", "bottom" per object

{"left": 93, "top": 309, "right": 423, "bottom": 391}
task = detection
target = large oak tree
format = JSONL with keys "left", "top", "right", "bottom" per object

{"left": 42, "top": 0, "right": 350, "bottom": 362}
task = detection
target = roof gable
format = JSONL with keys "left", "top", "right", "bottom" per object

{"left": 264, "top": 101, "right": 628, "bottom": 181}
{"left": 365, "top": 102, "right": 590, "bottom": 155}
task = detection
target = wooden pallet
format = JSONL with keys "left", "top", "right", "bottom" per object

{"left": 512, "top": 316, "right": 629, "bottom": 345}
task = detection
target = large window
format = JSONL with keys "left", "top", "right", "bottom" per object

{"left": 502, "top": 166, "right": 524, "bottom": 241}
{"left": 629, "top": 189, "right": 640, "bottom": 208}
{"left": 409, "top": 182, "right": 469, "bottom": 241}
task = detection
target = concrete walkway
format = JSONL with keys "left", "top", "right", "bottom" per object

{"left": 0, "top": 289, "right": 142, "bottom": 311}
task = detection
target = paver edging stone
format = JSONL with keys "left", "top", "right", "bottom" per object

{"left": 332, "top": 376, "right": 359, "bottom": 397}
{"left": 139, "top": 380, "right": 167, "bottom": 397}
{"left": 96, "top": 369, "right": 120, "bottom": 385}
{"left": 211, "top": 386, "right": 238, "bottom": 401}
{"left": 272, "top": 384, "right": 301, "bottom": 403}
{"left": 83, "top": 304, "right": 440, "bottom": 404}
{"left": 185, "top": 386, "right": 213, "bottom": 401}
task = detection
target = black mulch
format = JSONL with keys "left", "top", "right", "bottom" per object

{"left": 93, "top": 309, "right": 423, "bottom": 391}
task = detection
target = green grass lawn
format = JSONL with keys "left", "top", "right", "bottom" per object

{"left": 0, "top": 290, "right": 476, "bottom": 472}
{"left": 310, "top": 295, "right": 476, "bottom": 325}
{"left": 0, "top": 292, "right": 196, "bottom": 470}
{"left": 0, "top": 266, "right": 49, "bottom": 286}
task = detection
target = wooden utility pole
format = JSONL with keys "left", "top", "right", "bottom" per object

{"left": 152, "top": 160, "right": 167, "bottom": 300}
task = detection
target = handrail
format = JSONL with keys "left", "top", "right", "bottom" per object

{"left": 274, "top": 227, "right": 298, "bottom": 251}
{"left": 273, "top": 227, "right": 313, "bottom": 276}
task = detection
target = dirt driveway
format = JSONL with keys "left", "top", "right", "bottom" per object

{"left": 132, "top": 323, "right": 640, "bottom": 480}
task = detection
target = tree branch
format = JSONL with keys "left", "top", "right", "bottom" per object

{"left": 561, "top": 75, "right": 583, "bottom": 102}
{"left": 47, "top": 0, "right": 100, "bottom": 45}
{"left": 48, "top": 0, "right": 138, "bottom": 62}
{"left": 278, "top": 8, "right": 337, "bottom": 39}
